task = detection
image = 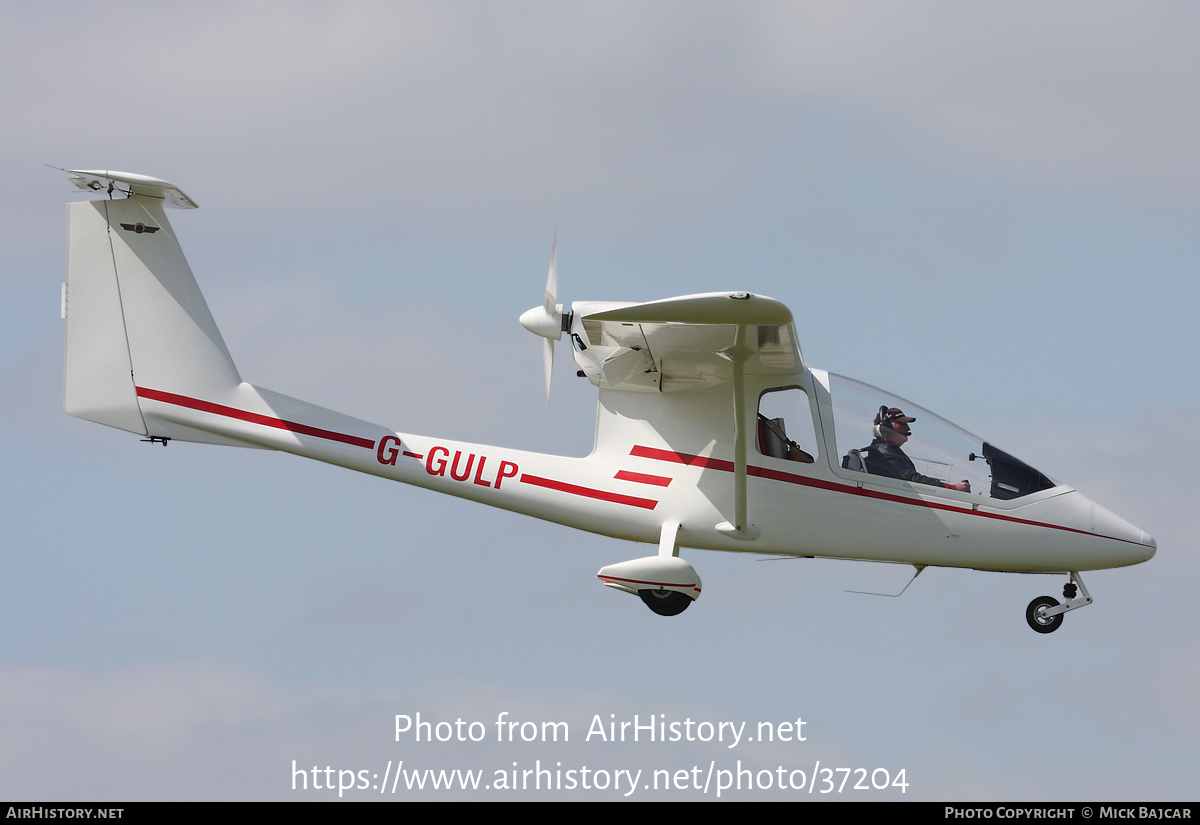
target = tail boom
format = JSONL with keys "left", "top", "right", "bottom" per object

{"left": 60, "top": 171, "right": 674, "bottom": 545}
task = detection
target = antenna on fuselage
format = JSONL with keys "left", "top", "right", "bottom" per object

{"left": 846, "top": 565, "right": 926, "bottom": 598}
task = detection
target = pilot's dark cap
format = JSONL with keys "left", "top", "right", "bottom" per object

{"left": 875, "top": 406, "right": 916, "bottom": 426}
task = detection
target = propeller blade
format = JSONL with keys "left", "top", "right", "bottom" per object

{"left": 543, "top": 336, "right": 554, "bottom": 407}
{"left": 518, "top": 234, "right": 564, "bottom": 408}
{"left": 544, "top": 232, "right": 557, "bottom": 316}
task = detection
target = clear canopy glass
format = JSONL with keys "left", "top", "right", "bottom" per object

{"left": 827, "top": 374, "right": 1056, "bottom": 500}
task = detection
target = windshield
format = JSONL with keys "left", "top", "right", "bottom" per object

{"left": 827, "top": 374, "right": 1056, "bottom": 500}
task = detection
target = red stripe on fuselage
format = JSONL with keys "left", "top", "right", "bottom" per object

{"left": 629, "top": 445, "right": 1142, "bottom": 544}
{"left": 135, "top": 387, "right": 376, "bottom": 450}
{"left": 630, "top": 444, "right": 735, "bottom": 472}
{"left": 614, "top": 470, "right": 672, "bottom": 487}
{"left": 519, "top": 474, "right": 658, "bottom": 510}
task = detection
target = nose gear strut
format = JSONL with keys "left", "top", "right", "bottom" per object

{"left": 1026, "top": 572, "right": 1093, "bottom": 634}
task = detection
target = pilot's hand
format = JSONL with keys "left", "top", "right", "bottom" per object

{"left": 952, "top": 480, "right": 971, "bottom": 493}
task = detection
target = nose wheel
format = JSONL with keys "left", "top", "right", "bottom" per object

{"left": 1026, "top": 596, "right": 1063, "bottom": 633}
{"left": 1025, "top": 572, "right": 1092, "bottom": 634}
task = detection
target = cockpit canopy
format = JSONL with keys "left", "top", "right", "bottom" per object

{"left": 827, "top": 374, "right": 1057, "bottom": 500}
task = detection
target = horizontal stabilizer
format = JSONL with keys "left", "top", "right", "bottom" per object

{"left": 65, "top": 169, "right": 197, "bottom": 209}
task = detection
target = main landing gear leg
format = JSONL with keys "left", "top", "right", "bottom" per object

{"left": 1025, "top": 572, "right": 1093, "bottom": 634}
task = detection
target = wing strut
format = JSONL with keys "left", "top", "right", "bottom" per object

{"left": 716, "top": 326, "right": 759, "bottom": 540}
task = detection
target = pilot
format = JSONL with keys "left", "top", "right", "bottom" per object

{"left": 865, "top": 406, "right": 970, "bottom": 492}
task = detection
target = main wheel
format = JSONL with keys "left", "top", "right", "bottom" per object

{"left": 639, "top": 589, "right": 692, "bottom": 616}
{"left": 1026, "top": 596, "right": 1063, "bottom": 634}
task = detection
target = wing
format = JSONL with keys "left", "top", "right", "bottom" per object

{"left": 570, "top": 292, "right": 803, "bottom": 393}
{"left": 568, "top": 292, "right": 805, "bottom": 540}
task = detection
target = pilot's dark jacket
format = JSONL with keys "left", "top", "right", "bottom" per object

{"left": 864, "top": 439, "right": 949, "bottom": 488}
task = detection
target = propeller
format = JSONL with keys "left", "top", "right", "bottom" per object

{"left": 519, "top": 234, "right": 567, "bottom": 405}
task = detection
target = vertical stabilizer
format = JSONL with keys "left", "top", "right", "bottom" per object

{"left": 64, "top": 198, "right": 145, "bottom": 434}
{"left": 64, "top": 181, "right": 243, "bottom": 443}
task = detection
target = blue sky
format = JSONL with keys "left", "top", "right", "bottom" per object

{"left": 1, "top": 2, "right": 1196, "bottom": 800}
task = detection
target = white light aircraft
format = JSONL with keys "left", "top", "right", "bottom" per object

{"left": 58, "top": 170, "right": 1155, "bottom": 633}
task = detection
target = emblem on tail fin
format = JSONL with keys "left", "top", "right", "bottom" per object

{"left": 119, "top": 222, "right": 160, "bottom": 234}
